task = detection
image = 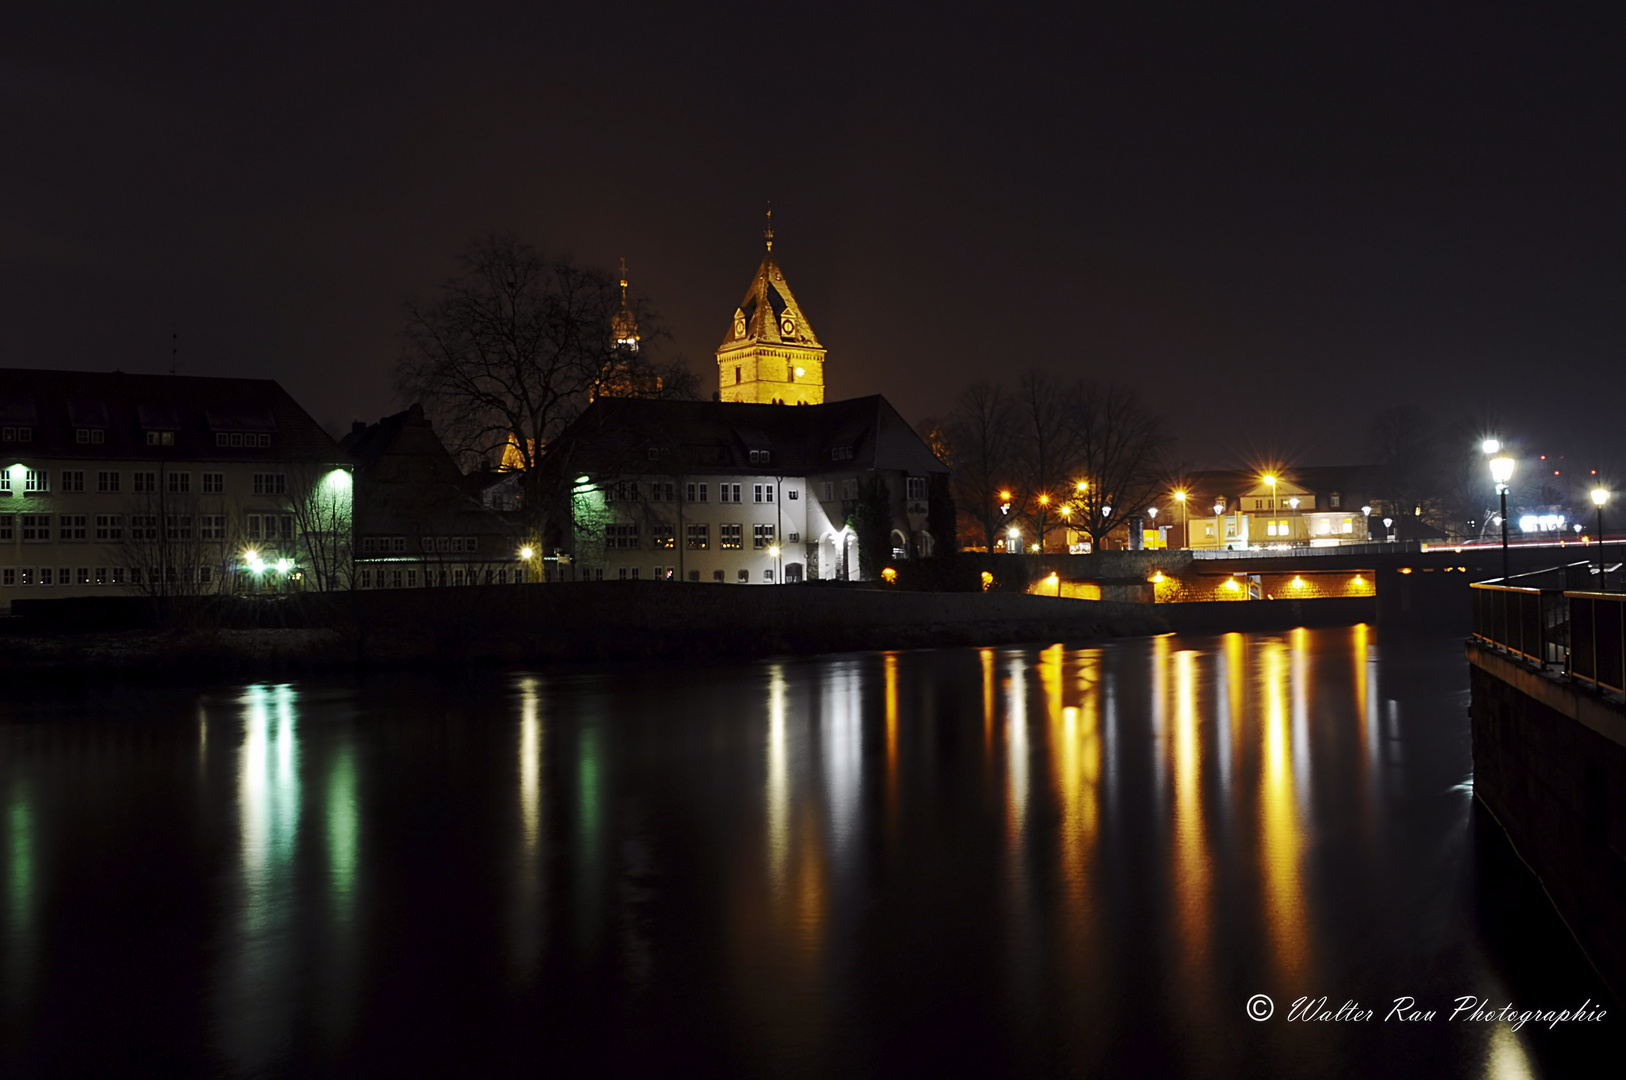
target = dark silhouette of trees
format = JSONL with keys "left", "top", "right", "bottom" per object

{"left": 943, "top": 382, "right": 1018, "bottom": 551}
{"left": 397, "top": 234, "right": 696, "bottom": 520}
{"left": 1064, "top": 380, "right": 1167, "bottom": 549}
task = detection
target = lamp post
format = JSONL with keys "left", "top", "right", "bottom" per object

{"left": 1593, "top": 487, "right": 1610, "bottom": 591}
{"left": 1146, "top": 505, "right": 1158, "bottom": 549}
{"left": 1361, "top": 505, "right": 1371, "bottom": 543}
{"left": 1173, "top": 490, "right": 1187, "bottom": 549}
{"left": 1288, "top": 496, "right": 1300, "bottom": 544}
{"left": 1213, "top": 499, "right": 1226, "bottom": 550}
{"left": 1490, "top": 454, "right": 1515, "bottom": 583}
{"left": 1383, "top": 516, "right": 1394, "bottom": 543}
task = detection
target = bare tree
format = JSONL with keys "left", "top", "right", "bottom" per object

{"left": 1063, "top": 380, "right": 1167, "bottom": 549}
{"left": 397, "top": 234, "right": 695, "bottom": 520}
{"left": 944, "top": 382, "right": 1018, "bottom": 552}
{"left": 1011, "top": 371, "right": 1078, "bottom": 552}
{"left": 1367, "top": 404, "right": 1447, "bottom": 528}
{"left": 281, "top": 464, "right": 354, "bottom": 593}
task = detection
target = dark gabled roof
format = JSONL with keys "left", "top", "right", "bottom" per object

{"left": 546, "top": 395, "right": 948, "bottom": 479}
{"left": 0, "top": 367, "right": 338, "bottom": 462}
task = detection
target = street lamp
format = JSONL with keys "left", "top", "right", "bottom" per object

{"left": 1007, "top": 525, "right": 1020, "bottom": 555}
{"left": 1383, "top": 516, "right": 1394, "bottom": 544}
{"left": 1173, "top": 489, "right": 1187, "bottom": 549}
{"left": 1490, "top": 454, "right": 1515, "bottom": 583}
{"left": 1287, "top": 496, "right": 1299, "bottom": 544}
{"left": 1213, "top": 499, "right": 1226, "bottom": 550}
{"left": 1593, "top": 487, "right": 1610, "bottom": 591}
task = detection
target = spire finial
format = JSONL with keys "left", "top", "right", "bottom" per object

{"left": 764, "top": 202, "right": 774, "bottom": 253}
{"left": 618, "top": 256, "right": 628, "bottom": 300}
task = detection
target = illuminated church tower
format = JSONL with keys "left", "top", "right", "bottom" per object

{"left": 716, "top": 212, "right": 826, "bottom": 405}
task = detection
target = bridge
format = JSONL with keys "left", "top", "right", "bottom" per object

{"left": 1009, "top": 539, "right": 1618, "bottom": 628}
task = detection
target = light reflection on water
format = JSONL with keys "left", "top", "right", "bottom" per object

{"left": 0, "top": 627, "right": 1615, "bottom": 1077}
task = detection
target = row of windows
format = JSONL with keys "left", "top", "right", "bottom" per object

{"left": 2, "top": 565, "right": 216, "bottom": 587}
{"left": 605, "top": 523, "right": 794, "bottom": 551}
{"left": 814, "top": 477, "right": 931, "bottom": 502}
{"left": 0, "top": 470, "right": 280, "bottom": 495}
{"left": 614, "top": 567, "right": 778, "bottom": 583}
{"left": 0, "top": 428, "right": 273, "bottom": 449}
{"left": 0, "top": 512, "right": 290, "bottom": 542}
{"left": 357, "top": 535, "right": 482, "bottom": 554}
{"left": 608, "top": 481, "right": 797, "bottom": 505}
{"left": 356, "top": 566, "right": 527, "bottom": 588}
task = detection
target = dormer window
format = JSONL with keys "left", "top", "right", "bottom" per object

{"left": 1330, "top": 491, "right": 1342, "bottom": 508}
{"left": 830, "top": 445, "right": 854, "bottom": 461}
{"left": 749, "top": 449, "right": 770, "bottom": 465}
{"left": 75, "top": 429, "right": 105, "bottom": 445}
{"left": 2, "top": 427, "right": 31, "bottom": 443}
{"left": 213, "top": 432, "right": 271, "bottom": 448}
{"left": 146, "top": 431, "right": 175, "bottom": 447}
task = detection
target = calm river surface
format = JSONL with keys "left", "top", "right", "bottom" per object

{"left": 0, "top": 627, "right": 1617, "bottom": 1077}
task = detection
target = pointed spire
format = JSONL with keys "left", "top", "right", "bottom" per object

{"left": 611, "top": 256, "right": 639, "bottom": 352}
{"left": 764, "top": 202, "right": 774, "bottom": 253}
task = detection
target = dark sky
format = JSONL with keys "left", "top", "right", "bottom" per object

{"left": 4, "top": 4, "right": 1623, "bottom": 471}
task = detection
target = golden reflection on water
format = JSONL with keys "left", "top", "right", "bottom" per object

{"left": 512, "top": 676, "right": 545, "bottom": 982}
{"left": 884, "top": 653, "right": 899, "bottom": 817}
{"left": 767, "top": 665, "right": 789, "bottom": 901}
{"left": 1048, "top": 648, "right": 1100, "bottom": 914}
{"left": 1259, "top": 643, "right": 1308, "bottom": 984}
{"left": 1172, "top": 649, "right": 1209, "bottom": 970}
{"left": 1005, "top": 656, "right": 1029, "bottom": 841}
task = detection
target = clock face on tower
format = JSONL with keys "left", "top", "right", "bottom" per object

{"left": 780, "top": 318, "right": 795, "bottom": 338}
{"left": 733, "top": 313, "right": 746, "bottom": 338}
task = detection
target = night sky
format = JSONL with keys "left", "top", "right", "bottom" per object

{"left": 5, "top": 5, "right": 1623, "bottom": 471}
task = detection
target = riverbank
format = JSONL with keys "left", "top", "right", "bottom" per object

{"left": 2, "top": 584, "right": 1174, "bottom": 678}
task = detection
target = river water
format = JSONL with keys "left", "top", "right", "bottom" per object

{"left": 0, "top": 627, "right": 1616, "bottom": 1077}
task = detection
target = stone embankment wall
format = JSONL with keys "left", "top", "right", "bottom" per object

{"left": 0, "top": 584, "right": 1173, "bottom": 676}
{"left": 1469, "top": 644, "right": 1626, "bottom": 1000}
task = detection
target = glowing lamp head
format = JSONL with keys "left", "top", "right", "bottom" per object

{"left": 1288, "top": 497, "right": 1299, "bottom": 509}
{"left": 1361, "top": 505, "right": 1372, "bottom": 515}
{"left": 1592, "top": 487, "right": 1610, "bottom": 507}
{"left": 1263, "top": 474, "right": 1277, "bottom": 488}
{"left": 1037, "top": 493, "right": 1049, "bottom": 506}
{"left": 1147, "top": 507, "right": 1158, "bottom": 520}
{"left": 518, "top": 545, "right": 535, "bottom": 560}
{"left": 6, "top": 463, "right": 24, "bottom": 488}
{"left": 767, "top": 544, "right": 781, "bottom": 558}
{"left": 1482, "top": 438, "right": 1502, "bottom": 455}
{"left": 999, "top": 490, "right": 1012, "bottom": 501}
{"left": 1383, "top": 517, "right": 1393, "bottom": 528}
{"left": 1213, "top": 500, "right": 1226, "bottom": 515}
{"left": 1075, "top": 480, "right": 1088, "bottom": 493}
{"left": 1489, "top": 455, "right": 1515, "bottom": 484}
{"left": 1173, "top": 489, "right": 1187, "bottom": 503}
{"left": 323, "top": 468, "right": 352, "bottom": 493}
{"left": 1007, "top": 527, "right": 1020, "bottom": 539}
{"left": 275, "top": 558, "right": 292, "bottom": 574}
{"left": 881, "top": 567, "right": 898, "bottom": 583}
{"left": 244, "top": 550, "right": 266, "bottom": 574}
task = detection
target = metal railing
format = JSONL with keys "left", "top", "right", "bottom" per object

{"left": 1566, "top": 590, "right": 1625, "bottom": 696}
{"left": 1191, "top": 541, "right": 1421, "bottom": 559}
{"left": 1470, "top": 583, "right": 1569, "bottom": 667}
